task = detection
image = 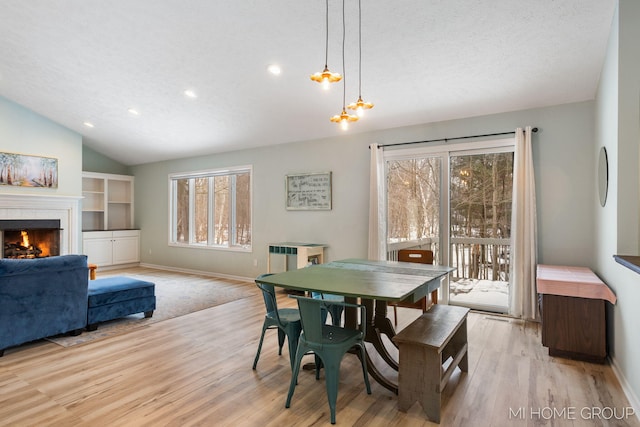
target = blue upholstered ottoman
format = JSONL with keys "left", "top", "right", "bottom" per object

{"left": 87, "top": 276, "right": 156, "bottom": 331}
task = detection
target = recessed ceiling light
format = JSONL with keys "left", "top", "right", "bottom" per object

{"left": 83, "top": 121, "right": 95, "bottom": 128}
{"left": 184, "top": 89, "right": 197, "bottom": 98}
{"left": 267, "top": 64, "right": 282, "bottom": 75}
{"left": 127, "top": 108, "right": 140, "bottom": 116}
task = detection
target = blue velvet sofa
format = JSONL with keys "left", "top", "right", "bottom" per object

{"left": 0, "top": 254, "right": 89, "bottom": 356}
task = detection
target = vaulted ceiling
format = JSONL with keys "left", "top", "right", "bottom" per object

{"left": 0, "top": 1, "right": 616, "bottom": 165}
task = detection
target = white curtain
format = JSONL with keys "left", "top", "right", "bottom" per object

{"left": 368, "top": 143, "right": 387, "bottom": 260}
{"left": 509, "top": 126, "right": 539, "bottom": 320}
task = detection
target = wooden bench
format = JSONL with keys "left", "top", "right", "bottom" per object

{"left": 392, "top": 304, "right": 470, "bottom": 423}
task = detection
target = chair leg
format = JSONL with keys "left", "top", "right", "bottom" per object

{"left": 393, "top": 305, "right": 398, "bottom": 326}
{"left": 252, "top": 323, "right": 268, "bottom": 369}
{"left": 286, "top": 346, "right": 305, "bottom": 409}
{"left": 286, "top": 330, "right": 299, "bottom": 370}
{"left": 358, "top": 344, "right": 372, "bottom": 394}
{"left": 323, "top": 357, "right": 341, "bottom": 424}
{"left": 328, "top": 305, "right": 343, "bottom": 326}
{"left": 277, "top": 329, "right": 285, "bottom": 355}
{"left": 314, "top": 355, "right": 323, "bottom": 380}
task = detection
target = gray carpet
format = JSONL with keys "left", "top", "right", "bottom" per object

{"left": 47, "top": 267, "right": 255, "bottom": 347}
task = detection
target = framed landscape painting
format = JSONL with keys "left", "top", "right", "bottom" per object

{"left": 0, "top": 152, "right": 58, "bottom": 188}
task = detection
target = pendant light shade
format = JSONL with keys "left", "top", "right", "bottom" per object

{"left": 347, "top": 96, "right": 374, "bottom": 117}
{"left": 311, "top": 0, "right": 341, "bottom": 89}
{"left": 330, "top": 109, "right": 359, "bottom": 130}
{"left": 310, "top": 66, "right": 342, "bottom": 90}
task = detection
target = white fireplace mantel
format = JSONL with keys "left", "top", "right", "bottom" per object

{"left": 0, "top": 193, "right": 82, "bottom": 255}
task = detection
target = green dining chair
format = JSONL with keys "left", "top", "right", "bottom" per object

{"left": 311, "top": 291, "right": 344, "bottom": 326}
{"left": 285, "top": 296, "right": 371, "bottom": 424}
{"left": 253, "top": 274, "right": 302, "bottom": 371}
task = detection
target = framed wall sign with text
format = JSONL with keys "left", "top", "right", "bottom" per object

{"left": 285, "top": 172, "right": 332, "bottom": 210}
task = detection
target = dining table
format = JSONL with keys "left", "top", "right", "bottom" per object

{"left": 256, "top": 258, "right": 454, "bottom": 394}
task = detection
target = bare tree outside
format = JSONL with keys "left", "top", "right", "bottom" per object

{"left": 176, "top": 179, "right": 189, "bottom": 243}
{"left": 386, "top": 157, "right": 440, "bottom": 250}
{"left": 170, "top": 168, "right": 251, "bottom": 249}
{"left": 195, "top": 177, "right": 208, "bottom": 243}
{"left": 214, "top": 175, "right": 229, "bottom": 245}
{"left": 235, "top": 172, "right": 251, "bottom": 246}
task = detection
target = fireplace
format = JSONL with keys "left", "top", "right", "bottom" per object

{"left": 0, "top": 219, "right": 61, "bottom": 259}
{"left": 0, "top": 193, "right": 81, "bottom": 256}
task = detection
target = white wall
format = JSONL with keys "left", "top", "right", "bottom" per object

{"left": 0, "top": 96, "right": 83, "bottom": 252}
{"left": 594, "top": 0, "right": 640, "bottom": 412}
{"left": 0, "top": 96, "right": 83, "bottom": 197}
{"left": 82, "top": 144, "right": 131, "bottom": 176}
{"left": 132, "top": 101, "right": 596, "bottom": 278}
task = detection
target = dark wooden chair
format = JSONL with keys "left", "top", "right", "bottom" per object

{"left": 390, "top": 249, "right": 436, "bottom": 326}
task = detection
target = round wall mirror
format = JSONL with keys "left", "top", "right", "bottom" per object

{"left": 598, "top": 146, "right": 609, "bottom": 207}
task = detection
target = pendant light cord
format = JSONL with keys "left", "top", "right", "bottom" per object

{"left": 324, "top": 0, "right": 329, "bottom": 68}
{"left": 341, "top": 0, "right": 346, "bottom": 108}
{"left": 358, "top": 0, "right": 362, "bottom": 97}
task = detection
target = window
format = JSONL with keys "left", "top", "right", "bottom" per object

{"left": 169, "top": 166, "right": 252, "bottom": 250}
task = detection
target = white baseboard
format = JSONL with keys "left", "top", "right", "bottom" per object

{"left": 138, "top": 262, "right": 254, "bottom": 283}
{"left": 610, "top": 355, "right": 640, "bottom": 422}
{"left": 95, "top": 263, "right": 140, "bottom": 272}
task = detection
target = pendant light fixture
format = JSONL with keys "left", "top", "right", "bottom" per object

{"left": 310, "top": 0, "right": 342, "bottom": 90}
{"left": 347, "top": 0, "right": 373, "bottom": 117}
{"left": 330, "top": 0, "right": 358, "bottom": 130}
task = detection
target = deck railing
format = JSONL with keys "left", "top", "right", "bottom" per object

{"left": 387, "top": 237, "right": 510, "bottom": 282}
{"left": 450, "top": 237, "right": 510, "bottom": 282}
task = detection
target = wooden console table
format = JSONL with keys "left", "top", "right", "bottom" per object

{"left": 537, "top": 264, "right": 616, "bottom": 363}
{"left": 267, "top": 242, "right": 327, "bottom": 273}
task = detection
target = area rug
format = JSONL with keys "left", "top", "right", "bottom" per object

{"left": 47, "top": 267, "right": 256, "bottom": 347}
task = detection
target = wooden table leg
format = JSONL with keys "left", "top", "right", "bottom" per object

{"left": 360, "top": 343, "right": 398, "bottom": 395}
{"left": 346, "top": 297, "right": 399, "bottom": 394}
{"left": 368, "top": 300, "right": 399, "bottom": 369}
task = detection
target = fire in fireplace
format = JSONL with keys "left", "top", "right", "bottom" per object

{"left": 0, "top": 219, "right": 61, "bottom": 259}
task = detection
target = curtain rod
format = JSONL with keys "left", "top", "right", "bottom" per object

{"left": 374, "top": 127, "right": 538, "bottom": 149}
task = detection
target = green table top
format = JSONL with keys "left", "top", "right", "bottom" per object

{"left": 257, "top": 258, "right": 453, "bottom": 302}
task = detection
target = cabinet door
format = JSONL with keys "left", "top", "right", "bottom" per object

{"left": 542, "top": 294, "right": 606, "bottom": 360}
{"left": 83, "top": 236, "right": 113, "bottom": 266}
{"left": 112, "top": 235, "right": 140, "bottom": 264}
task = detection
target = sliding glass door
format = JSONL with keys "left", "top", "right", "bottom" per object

{"left": 385, "top": 140, "right": 514, "bottom": 313}
{"left": 448, "top": 150, "right": 513, "bottom": 312}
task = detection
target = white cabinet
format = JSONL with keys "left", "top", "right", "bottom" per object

{"left": 82, "top": 172, "right": 134, "bottom": 231}
{"left": 83, "top": 230, "right": 140, "bottom": 267}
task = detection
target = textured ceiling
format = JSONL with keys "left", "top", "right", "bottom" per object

{"left": 0, "top": 0, "right": 616, "bottom": 166}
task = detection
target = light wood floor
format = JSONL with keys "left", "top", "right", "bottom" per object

{"left": 0, "top": 270, "right": 637, "bottom": 427}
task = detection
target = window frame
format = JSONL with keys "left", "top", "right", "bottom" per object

{"left": 168, "top": 165, "right": 252, "bottom": 252}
